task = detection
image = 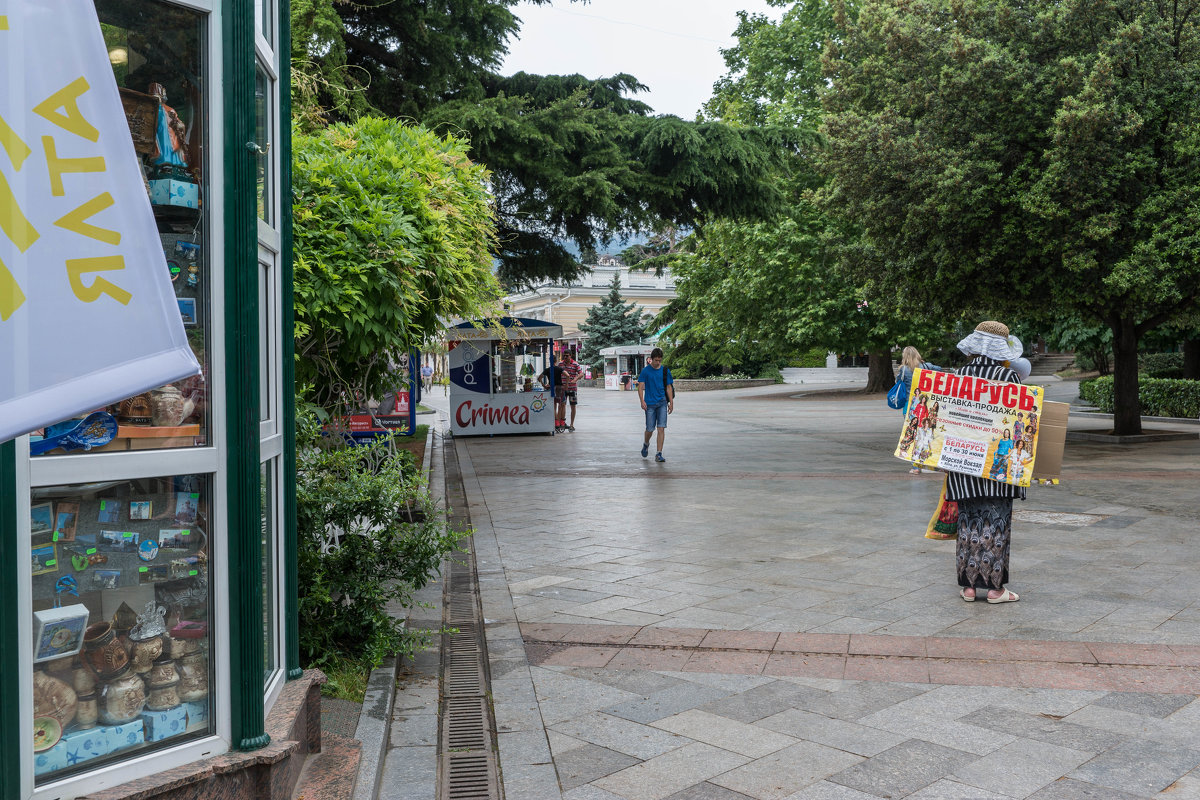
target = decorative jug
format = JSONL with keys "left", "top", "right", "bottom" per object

{"left": 82, "top": 622, "right": 129, "bottom": 680}
{"left": 98, "top": 672, "right": 145, "bottom": 725}
{"left": 151, "top": 385, "right": 196, "bottom": 427}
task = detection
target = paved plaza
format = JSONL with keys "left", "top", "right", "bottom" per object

{"left": 403, "top": 378, "right": 1200, "bottom": 800}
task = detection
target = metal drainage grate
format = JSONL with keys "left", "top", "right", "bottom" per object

{"left": 438, "top": 436, "right": 501, "bottom": 800}
{"left": 443, "top": 697, "right": 490, "bottom": 750}
{"left": 441, "top": 752, "right": 499, "bottom": 800}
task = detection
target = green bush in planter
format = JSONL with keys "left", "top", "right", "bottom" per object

{"left": 1139, "top": 352, "right": 1185, "bottom": 379}
{"left": 295, "top": 412, "right": 467, "bottom": 669}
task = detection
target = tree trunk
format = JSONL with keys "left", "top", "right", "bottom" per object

{"left": 1184, "top": 337, "right": 1200, "bottom": 380}
{"left": 866, "top": 350, "right": 894, "bottom": 393}
{"left": 1111, "top": 319, "right": 1142, "bottom": 436}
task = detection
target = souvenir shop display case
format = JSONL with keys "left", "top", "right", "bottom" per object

{"left": 1, "top": 0, "right": 299, "bottom": 797}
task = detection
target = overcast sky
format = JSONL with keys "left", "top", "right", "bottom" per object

{"left": 499, "top": 1, "right": 781, "bottom": 119}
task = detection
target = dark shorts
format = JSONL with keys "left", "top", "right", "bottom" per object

{"left": 564, "top": 389, "right": 578, "bottom": 405}
{"left": 554, "top": 387, "right": 565, "bottom": 404}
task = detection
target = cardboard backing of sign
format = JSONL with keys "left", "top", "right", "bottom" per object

{"left": 1030, "top": 400, "right": 1069, "bottom": 481}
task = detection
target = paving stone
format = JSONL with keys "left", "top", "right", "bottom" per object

{"left": 1093, "top": 691, "right": 1195, "bottom": 718}
{"left": 551, "top": 711, "right": 691, "bottom": 760}
{"left": 709, "top": 741, "right": 865, "bottom": 800}
{"left": 800, "top": 681, "right": 929, "bottom": 721}
{"left": 757, "top": 708, "right": 908, "bottom": 757}
{"left": 502, "top": 762, "right": 564, "bottom": 800}
{"left": 553, "top": 742, "right": 641, "bottom": 790}
{"left": 1068, "top": 739, "right": 1200, "bottom": 795}
{"left": 950, "top": 736, "right": 1093, "bottom": 798}
{"left": 963, "top": 705, "right": 1126, "bottom": 753}
{"left": 604, "top": 683, "right": 733, "bottom": 725}
{"left": 1024, "top": 777, "right": 1147, "bottom": 799}
{"left": 902, "top": 778, "right": 1019, "bottom": 799}
{"left": 591, "top": 742, "right": 750, "bottom": 800}
{"left": 564, "top": 667, "right": 687, "bottom": 696}
{"left": 779, "top": 782, "right": 886, "bottom": 799}
{"left": 698, "top": 680, "right": 833, "bottom": 724}
{"left": 827, "top": 739, "right": 980, "bottom": 798}
{"left": 650, "top": 709, "right": 799, "bottom": 758}
{"left": 661, "top": 783, "right": 756, "bottom": 800}
{"left": 563, "top": 784, "right": 633, "bottom": 800}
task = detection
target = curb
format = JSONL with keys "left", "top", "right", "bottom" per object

{"left": 351, "top": 422, "right": 438, "bottom": 800}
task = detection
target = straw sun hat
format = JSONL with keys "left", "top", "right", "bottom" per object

{"left": 957, "top": 320, "right": 1024, "bottom": 362}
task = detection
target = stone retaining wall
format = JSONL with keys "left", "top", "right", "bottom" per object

{"left": 673, "top": 378, "right": 777, "bottom": 391}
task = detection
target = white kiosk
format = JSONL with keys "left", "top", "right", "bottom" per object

{"left": 447, "top": 317, "right": 563, "bottom": 436}
{"left": 600, "top": 344, "right": 655, "bottom": 390}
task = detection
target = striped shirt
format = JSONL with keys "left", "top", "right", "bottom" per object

{"left": 561, "top": 361, "right": 583, "bottom": 390}
{"left": 944, "top": 357, "right": 1027, "bottom": 502}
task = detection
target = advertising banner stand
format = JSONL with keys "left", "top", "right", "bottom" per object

{"left": 447, "top": 317, "right": 563, "bottom": 436}
{"left": 895, "top": 368, "right": 1049, "bottom": 488}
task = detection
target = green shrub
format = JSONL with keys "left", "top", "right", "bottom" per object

{"left": 790, "top": 347, "right": 829, "bottom": 368}
{"left": 756, "top": 365, "right": 784, "bottom": 383}
{"left": 296, "top": 412, "right": 467, "bottom": 670}
{"left": 1139, "top": 352, "right": 1184, "bottom": 379}
{"left": 1077, "top": 375, "right": 1200, "bottom": 417}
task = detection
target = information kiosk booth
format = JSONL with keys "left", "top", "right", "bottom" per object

{"left": 600, "top": 345, "right": 655, "bottom": 390}
{"left": 447, "top": 318, "right": 563, "bottom": 436}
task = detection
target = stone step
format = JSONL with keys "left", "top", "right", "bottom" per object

{"left": 292, "top": 732, "right": 362, "bottom": 800}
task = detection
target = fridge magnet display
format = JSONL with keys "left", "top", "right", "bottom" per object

{"left": 166, "top": 259, "right": 183, "bottom": 281}
{"left": 158, "top": 529, "right": 191, "bottom": 550}
{"left": 70, "top": 552, "right": 90, "bottom": 572}
{"left": 177, "top": 297, "right": 197, "bottom": 326}
{"left": 130, "top": 501, "right": 152, "bottom": 520}
{"left": 169, "top": 556, "right": 199, "bottom": 579}
{"left": 53, "top": 501, "right": 79, "bottom": 542}
{"left": 32, "top": 544, "right": 58, "bottom": 576}
{"left": 139, "top": 564, "right": 170, "bottom": 584}
{"left": 97, "top": 499, "right": 122, "bottom": 524}
{"left": 175, "top": 240, "right": 200, "bottom": 261}
{"left": 174, "top": 493, "right": 199, "bottom": 525}
{"left": 100, "top": 531, "right": 140, "bottom": 551}
{"left": 33, "top": 604, "right": 90, "bottom": 663}
{"left": 31, "top": 502, "right": 54, "bottom": 534}
{"left": 93, "top": 569, "right": 121, "bottom": 590}
{"left": 138, "top": 538, "right": 160, "bottom": 562}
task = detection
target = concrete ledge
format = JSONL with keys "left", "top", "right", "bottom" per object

{"left": 674, "top": 378, "right": 777, "bottom": 391}
{"left": 1071, "top": 410, "right": 1200, "bottom": 426}
{"left": 1067, "top": 429, "right": 1200, "bottom": 443}
{"left": 351, "top": 657, "right": 399, "bottom": 800}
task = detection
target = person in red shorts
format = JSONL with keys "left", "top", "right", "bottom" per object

{"left": 560, "top": 350, "right": 584, "bottom": 431}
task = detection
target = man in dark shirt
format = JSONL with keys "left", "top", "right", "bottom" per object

{"left": 539, "top": 357, "right": 567, "bottom": 432}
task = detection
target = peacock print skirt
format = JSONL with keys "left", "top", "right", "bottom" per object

{"left": 956, "top": 495, "right": 1013, "bottom": 590}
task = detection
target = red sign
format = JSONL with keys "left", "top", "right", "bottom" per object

{"left": 393, "top": 391, "right": 409, "bottom": 414}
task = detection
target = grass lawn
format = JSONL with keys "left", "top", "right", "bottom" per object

{"left": 391, "top": 423, "right": 429, "bottom": 468}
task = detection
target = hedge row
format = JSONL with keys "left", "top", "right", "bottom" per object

{"left": 1139, "top": 352, "right": 1185, "bottom": 379}
{"left": 1078, "top": 375, "right": 1200, "bottom": 418}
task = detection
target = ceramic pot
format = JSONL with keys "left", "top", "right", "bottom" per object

{"left": 117, "top": 392, "right": 153, "bottom": 424}
{"left": 151, "top": 385, "right": 195, "bottom": 427}
{"left": 33, "top": 670, "right": 78, "bottom": 730}
{"left": 177, "top": 652, "right": 209, "bottom": 702}
{"left": 82, "top": 622, "right": 128, "bottom": 680}
{"left": 71, "top": 657, "right": 96, "bottom": 694}
{"left": 147, "top": 655, "right": 178, "bottom": 689}
{"left": 129, "top": 635, "right": 163, "bottom": 674}
{"left": 145, "top": 679, "right": 181, "bottom": 711}
{"left": 75, "top": 692, "right": 98, "bottom": 729}
{"left": 98, "top": 673, "right": 145, "bottom": 725}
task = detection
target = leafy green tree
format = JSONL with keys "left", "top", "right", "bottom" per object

{"left": 657, "top": 0, "right": 941, "bottom": 390}
{"left": 291, "top": 0, "right": 791, "bottom": 287}
{"left": 292, "top": 117, "right": 503, "bottom": 408}
{"left": 821, "top": 0, "right": 1200, "bottom": 433}
{"left": 577, "top": 275, "right": 652, "bottom": 367}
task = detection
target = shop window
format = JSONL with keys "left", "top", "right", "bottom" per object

{"left": 260, "top": 461, "right": 276, "bottom": 682}
{"left": 30, "top": 474, "right": 214, "bottom": 784}
{"left": 255, "top": 64, "right": 272, "bottom": 225}
{"left": 34, "top": 0, "right": 209, "bottom": 457}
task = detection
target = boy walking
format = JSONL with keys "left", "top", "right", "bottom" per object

{"left": 637, "top": 347, "right": 674, "bottom": 462}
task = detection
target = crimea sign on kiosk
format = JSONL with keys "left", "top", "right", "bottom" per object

{"left": 894, "top": 368, "right": 1045, "bottom": 488}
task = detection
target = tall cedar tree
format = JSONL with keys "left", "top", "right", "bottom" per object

{"left": 578, "top": 275, "right": 652, "bottom": 368}
{"left": 291, "top": 0, "right": 791, "bottom": 288}
{"left": 821, "top": 0, "right": 1200, "bottom": 433}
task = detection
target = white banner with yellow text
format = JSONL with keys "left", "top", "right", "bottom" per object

{"left": 0, "top": 1, "right": 200, "bottom": 442}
